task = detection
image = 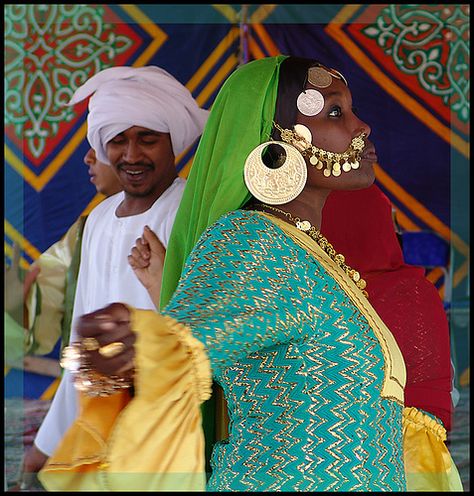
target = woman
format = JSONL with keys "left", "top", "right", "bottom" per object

{"left": 322, "top": 185, "right": 456, "bottom": 432}
{"left": 39, "top": 56, "right": 461, "bottom": 491}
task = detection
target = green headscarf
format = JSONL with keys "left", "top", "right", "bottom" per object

{"left": 160, "top": 55, "right": 288, "bottom": 308}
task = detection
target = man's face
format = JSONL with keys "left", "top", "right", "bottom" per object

{"left": 106, "top": 126, "right": 176, "bottom": 198}
{"left": 83, "top": 148, "right": 122, "bottom": 197}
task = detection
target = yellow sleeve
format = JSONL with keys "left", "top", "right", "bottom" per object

{"left": 25, "top": 217, "right": 83, "bottom": 355}
{"left": 39, "top": 309, "right": 212, "bottom": 492}
{"left": 403, "top": 406, "right": 463, "bottom": 491}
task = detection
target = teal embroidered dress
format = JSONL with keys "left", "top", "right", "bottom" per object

{"left": 163, "top": 209, "right": 407, "bottom": 492}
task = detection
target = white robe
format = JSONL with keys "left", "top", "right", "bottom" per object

{"left": 34, "top": 177, "right": 185, "bottom": 456}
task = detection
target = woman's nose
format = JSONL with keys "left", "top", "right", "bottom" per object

{"left": 355, "top": 116, "right": 371, "bottom": 138}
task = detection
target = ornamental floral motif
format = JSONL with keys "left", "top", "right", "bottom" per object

{"left": 362, "top": 5, "right": 470, "bottom": 122}
{"left": 4, "top": 4, "right": 136, "bottom": 161}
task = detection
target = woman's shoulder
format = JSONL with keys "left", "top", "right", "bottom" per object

{"left": 200, "top": 208, "right": 281, "bottom": 244}
{"left": 212, "top": 208, "right": 273, "bottom": 232}
{"left": 196, "top": 208, "right": 296, "bottom": 257}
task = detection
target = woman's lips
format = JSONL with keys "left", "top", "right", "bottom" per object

{"left": 361, "top": 145, "right": 377, "bottom": 162}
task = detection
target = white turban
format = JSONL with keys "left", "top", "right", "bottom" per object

{"left": 68, "top": 66, "right": 209, "bottom": 164}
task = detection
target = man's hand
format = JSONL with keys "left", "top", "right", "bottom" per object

{"left": 128, "top": 225, "right": 165, "bottom": 308}
{"left": 77, "top": 303, "right": 135, "bottom": 377}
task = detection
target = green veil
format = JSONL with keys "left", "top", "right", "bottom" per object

{"left": 160, "top": 54, "right": 288, "bottom": 308}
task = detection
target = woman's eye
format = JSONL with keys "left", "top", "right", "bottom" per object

{"left": 328, "top": 106, "right": 342, "bottom": 117}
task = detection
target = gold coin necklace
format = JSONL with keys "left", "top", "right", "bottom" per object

{"left": 255, "top": 203, "right": 368, "bottom": 297}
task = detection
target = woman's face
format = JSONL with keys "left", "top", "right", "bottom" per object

{"left": 296, "top": 76, "right": 377, "bottom": 191}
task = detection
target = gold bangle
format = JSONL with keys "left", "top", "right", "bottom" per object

{"left": 61, "top": 343, "right": 133, "bottom": 397}
{"left": 74, "top": 367, "right": 133, "bottom": 397}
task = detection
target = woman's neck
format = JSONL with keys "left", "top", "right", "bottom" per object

{"left": 256, "top": 187, "right": 330, "bottom": 231}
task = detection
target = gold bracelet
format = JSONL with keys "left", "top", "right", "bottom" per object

{"left": 61, "top": 343, "right": 133, "bottom": 397}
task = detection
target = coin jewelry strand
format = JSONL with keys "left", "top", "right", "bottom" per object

{"left": 254, "top": 203, "right": 368, "bottom": 297}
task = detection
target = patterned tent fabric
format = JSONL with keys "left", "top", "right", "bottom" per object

{"left": 4, "top": 5, "right": 469, "bottom": 400}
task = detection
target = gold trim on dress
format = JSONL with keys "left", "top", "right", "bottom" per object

{"left": 259, "top": 212, "right": 406, "bottom": 405}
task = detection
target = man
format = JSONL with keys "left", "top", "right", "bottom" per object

{"left": 19, "top": 65, "right": 208, "bottom": 487}
{"left": 6, "top": 147, "right": 122, "bottom": 489}
{"left": 6, "top": 148, "right": 122, "bottom": 365}
{"left": 29, "top": 148, "right": 123, "bottom": 354}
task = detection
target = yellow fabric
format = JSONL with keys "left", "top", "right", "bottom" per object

{"left": 38, "top": 391, "right": 131, "bottom": 490}
{"left": 266, "top": 213, "right": 406, "bottom": 405}
{"left": 403, "top": 407, "right": 463, "bottom": 491}
{"left": 39, "top": 310, "right": 212, "bottom": 492}
{"left": 26, "top": 217, "right": 84, "bottom": 355}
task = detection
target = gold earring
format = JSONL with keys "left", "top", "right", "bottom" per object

{"left": 244, "top": 141, "right": 307, "bottom": 205}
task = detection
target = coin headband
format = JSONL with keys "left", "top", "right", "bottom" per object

{"left": 273, "top": 122, "right": 366, "bottom": 178}
{"left": 297, "top": 65, "right": 347, "bottom": 117}
{"left": 307, "top": 65, "right": 348, "bottom": 88}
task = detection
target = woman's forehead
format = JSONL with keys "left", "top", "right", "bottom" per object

{"left": 306, "top": 78, "right": 350, "bottom": 99}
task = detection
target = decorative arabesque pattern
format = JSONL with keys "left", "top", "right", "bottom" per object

{"left": 362, "top": 4, "right": 470, "bottom": 122}
{"left": 4, "top": 4, "right": 134, "bottom": 159}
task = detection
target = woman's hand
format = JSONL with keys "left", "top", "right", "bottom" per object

{"left": 128, "top": 225, "right": 165, "bottom": 308}
{"left": 76, "top": 303, "right": 135, "bottom": 377}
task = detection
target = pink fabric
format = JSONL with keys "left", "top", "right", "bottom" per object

{"left": 321, "top": 184, "right": 453, "bottom": 430}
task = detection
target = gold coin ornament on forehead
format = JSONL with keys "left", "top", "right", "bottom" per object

{"left": 308, "top": 66, "right": 333, "bottom": 88}
{"left": 297, "top": 89, "right": 325, "bottom": 116}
